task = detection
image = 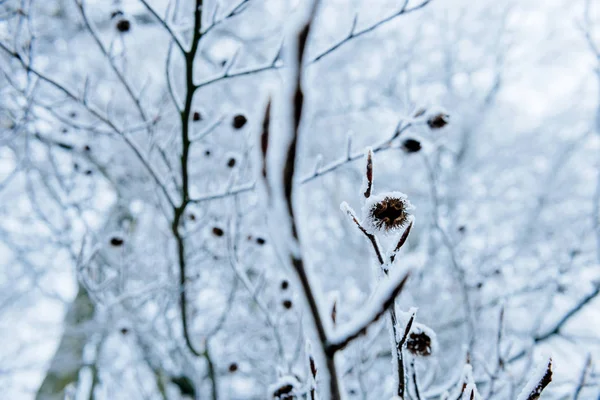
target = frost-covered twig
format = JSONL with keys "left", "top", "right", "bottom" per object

{"left": 300, "top": 121, "right": 412, "bottom": 184}
{"left": 327, "top": 270, "right": 410, "bottom": 353}
{"left": 516, "top": 358, "right": 553, "bottom": 400}
{"left": 138, "top": 0, "right": 186, "bottom": 53}
{"left": 573, "top": 354, "right": 592, "bottom": 400}
{"left": 309, "top": 0, "right": 433, "bottom": 64}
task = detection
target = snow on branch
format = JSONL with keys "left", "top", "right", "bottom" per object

{"left": 517, "top": 358, "right": 553, "bottom": 400}
{"left": 327, "top": 268, "right": 410, "bottom": 353}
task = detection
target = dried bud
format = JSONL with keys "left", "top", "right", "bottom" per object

{"left": 115, "top": 18, "right": 131, "bottom": 33}
{"left": 282, "top": 299, "right": 293, "bottom": 309}
{"left": 120, "top": 327, "right": 129, "bottom": 335}
{"left": 272, "top": 384, "right": 294, "bottom": 399}
{"left": 427, "top": 113, "right": 449, "bottom": 129}
{"left": 402, "top": 138, "right": 422, "bottom": 153}
{"left": 363, "top": 192, "right": 413, "bottom": 234}
{"left": 413, "top": 108, "right": 426, "bottom": 118}
{"left": 280, "top": 280, "right": 289, "bottom": 290}
{"left": 192, "top": 111, "right": 202, "bottom": 121}
{"left": 256, "top": 237, "right": 266, "bottom": 245}
{"left": 228, "top": 363, "right": 238, "bottom": 373}
{"left": 232, "top": 114, "right": 247, "bottom": 129}
{"left": 212, "top": 227, "right": 224, "bottom": 237}
{"left": 204, "top": 149, "right": 211, "bottom": 157}
{"left": 110, "top": 237, "right": 124, "bottom": 247}
{"left": 227, "top": 158, "right": 236, "bottom": 168}
{"left": 406, "top": 323, "right": 436, "bottom": 357}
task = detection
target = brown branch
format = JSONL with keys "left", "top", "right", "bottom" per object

{"left": 519, "top": 358, "right": 553, "bottom": 400}
{"left": 326, "top": 273, "right": 410, "bottom": 354}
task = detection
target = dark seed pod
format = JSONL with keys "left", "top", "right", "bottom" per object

{"left": 255, "top": 237, "right": 266, "bottom": 245}
{"left": 192, "top": 111, "right": 201, "bottom": 121}
{"left": 365, "top": 193, "right": 413, "bottom": 233}
{"left": 116, "top": 18, "right": 131, "bottom": 33}
{"left": 212, "top": 227, "right": 224, "bottom": 237}
{"left": 110, "top": 237, "right": 124, "bottom": 246}
{"left": 272, "top": 384, "right": 294, "bottom": 399}
{"left": 232, "top": 114, "right": 247, "bottom": 129}
{"left": 228, "top": 363, "right": 238, "bottom": 373}
{"left": 227, "top": 158, "right": 236, "bottom": 168}
{"left": 402, "top": 138, "right": 422, "bottom": 153}
{"left": 280, "top": 280, "right": 289, "bottom": 290}
{"left": 406, "top": 324, "right": 435, "bottom": 357}
{"left": 282, "top": 299, "right": 293, "bottom": 309}
{"left": 427, "top": 113, "right": 449, "bottom": 129}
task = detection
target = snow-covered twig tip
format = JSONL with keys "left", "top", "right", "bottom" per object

{"left": 517, "top": 358, "right": 553, "bottom": 400}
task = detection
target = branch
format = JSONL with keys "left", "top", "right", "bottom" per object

{"left": 310, "top": 0, "right": 433, "bottom": 64}
{"left": 300, "top": 120, "right": 412, "bottom": 184}
{"left": 517, "top": 358, "right": 553, "bottom": 400}
{"left": 138, "top": 0, "right": 186, "bottom": 54}
{"left": 534, "top": 282, "right": 600, "bottom": 342}
{"left": 573, "top": 354, "right": 592, "bottom": 400}
{"left": 327, "top": 271, "right": 410, "bottom": 353}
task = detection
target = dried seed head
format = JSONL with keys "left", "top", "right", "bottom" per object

{"left": 115, "top": 18, "right": 131, "bottom": 33}
{"left": 272, "top": 384, "right": 294, "bottom": 399}
{"left": 110, "top": 236, "right": 124, "bottom": 246}
{"left": 427, "top": 113, "right": 449, "bottom": 129}
{"left": 363, "top": 192, "right": 414, "bottom": 234}
{"left": 406, "top": 323, "right": 436, "bottom": 357}
{"left": 232, "top": 114, "right": 247, "bottom": 129}
{"left": 402, "top": 138, "right": 422, "bottom": 153}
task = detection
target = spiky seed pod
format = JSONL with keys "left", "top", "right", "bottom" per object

{"left": 402, "top": 138, "right": 422, "bottom": 153}
{"left": 427, "top": 113, "right": 449, "bottom": 129}
{"left": 272, "top": 384, "right": 294, "bottom": 399}
{"left": 110, "top": 237, "right": 124, "bottom": 246}
{"left": 406, "top": 323, "right": 436, "bottom": 357}
{"left": 232, "top": 114, "right": 247, "bottom": 129}
{"left": 115, "top": 18, "right": 131, "bottom": 33}
{"left": 362, "top": 192, "right": 414, "bottom": 234}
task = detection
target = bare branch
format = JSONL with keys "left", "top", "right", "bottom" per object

{"left": 327, "top": 271, "right": 410, "bottom": 353}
